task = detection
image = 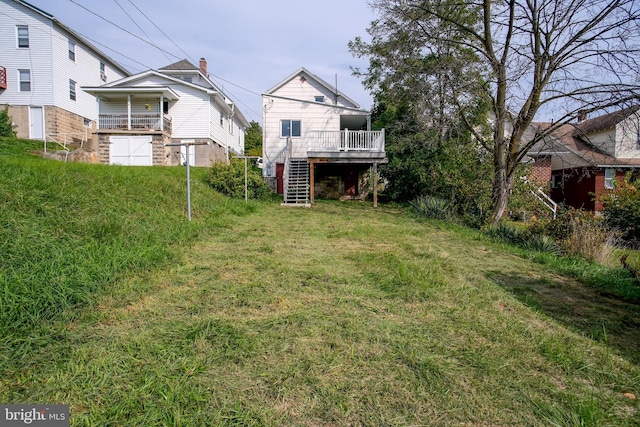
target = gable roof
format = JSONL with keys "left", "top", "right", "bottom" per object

{"left": 264, "top": 67, "right": 363, "bottom": 111}
{"left": 529, "top": 105, "right": 640, "bottom": 168}
{"left": 159, "top": 59, "right": 200, "bottom": 71}
{"left": 573, "top": 105, "right": 640, "bottom": 135}
{"left": 11, "top": 0, "right": 130, "bottom": 77}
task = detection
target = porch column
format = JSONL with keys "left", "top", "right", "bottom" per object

{"left": 373, "top": 162, "right": 378, "bottom": 208}
{"left": 160, "top": 94, "right": 164, "bottom": 131}
{"left": 309, "top": 160, "right": 315, "bottom": 202}
{"left": 127, "top": 94, "right": 132, "bottom": 130}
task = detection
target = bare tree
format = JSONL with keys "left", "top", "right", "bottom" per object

{"left": 352, "top": 0, "right": 640, "bottom": 224}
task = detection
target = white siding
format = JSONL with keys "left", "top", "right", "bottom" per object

{"left": 0, "top": 2, "right": 54, "bottom": 105}
{"left": 0, "top": 0, "right": 128, "bottom": 119}
{"left": 263, "top": 96, "right": 355, "bottom": 168}
{"left": 273, "top": 72, "right": 359, "bottom": 109}
{"left": 615, "top": 115, "right": 640, "bottom": 159}
{"left": 584, "top": 128, "right": 616, "bottom": 157}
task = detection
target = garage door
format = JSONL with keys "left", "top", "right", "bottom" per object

{"left": 109, "top": 136, "right": 153, "bottom": 166}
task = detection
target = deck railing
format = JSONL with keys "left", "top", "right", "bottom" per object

{"left": 99, "top": 114, "right": 171, "bottom": 133}
{"left": 0, "top": 66, "right": 6, "bottom": 90}
{"left": 307, "top": 129, "right": 385, "bottom": 152}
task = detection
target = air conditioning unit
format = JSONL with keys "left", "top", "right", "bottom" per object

{"left": 100, "top": 72, "right": 107, "bottom": 82}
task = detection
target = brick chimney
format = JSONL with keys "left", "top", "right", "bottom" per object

{"left": 199, "top": 58, "right": 207, "bottom": 75}
{"left": 577, "top": 109, "right": 587, "bottom": 122}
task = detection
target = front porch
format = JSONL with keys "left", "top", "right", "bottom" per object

{"left": 83, "top": 86, "right": 179, "bottom": 135}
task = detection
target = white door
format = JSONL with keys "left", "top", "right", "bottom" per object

{"left": 29, "top": 106, "right": 44, "bottom": 140}
{"left": 109, "top": 135, "right": 153, "bottom": 166}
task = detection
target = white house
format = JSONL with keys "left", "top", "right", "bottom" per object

{"left": 0, "top": 0, "right": 129, "bottom": 144}
{"left": 83, "top": 59, "right": 249, "bottom": 166}
{"left": 262, "top": 68, "right": 386, "bottom": 205}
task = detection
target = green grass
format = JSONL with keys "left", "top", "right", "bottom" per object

{"left": 1, "top": 139, "right": 639, "bottom": 426}
{"left": 0, "top": 138, "right": 255, "bottom": 357}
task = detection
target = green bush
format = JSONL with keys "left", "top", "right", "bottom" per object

{"left": 0, "top": 106, "right": 16, "bottom": 138}
{"left": 205, "top": 158, "right": 271, "bottom": 200}
{"left": 600, "top": 173, "right": 640, "bottom": 244}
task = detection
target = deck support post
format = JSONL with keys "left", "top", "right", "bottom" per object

{"left": 309, "top": 160, "right": 315, "bottom": 202}
{"left": 373, "top": 162, "right": 378, "bottom": 208}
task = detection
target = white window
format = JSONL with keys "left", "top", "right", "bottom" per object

{"left": 69, "top": 79, "right": 76, "bottom": 101}
{"left": 229, "top": 118, "right": 234, "bottom": 134}
{"left": 219, "top": 112, "right": 224, "bottom": 126}
{"left": 17, "top": 25, "right": 29, "bottom": 48}
{"left": 68, "top": 40, "right": 76, "bottom": 61}
{"left": 315, "top": 96, "right": 325, "bottom": 103}
{"left": 18, "top": 69, "right": 30, "bottom": 91}
{"left": 100, "top": 62, "right": 106, "bottom": 82}
{"left": 281, "top": 120, "right": 301, "bottom": 138}
{"left": 604, "top": 168, "right": 616, "bottom": 189}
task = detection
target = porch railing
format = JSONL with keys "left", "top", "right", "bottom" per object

{"left": 307, "top": 129, "right": 385, "bottom": 152}
{"left": 99, "top": 114, "right": 171, "bottom": 133}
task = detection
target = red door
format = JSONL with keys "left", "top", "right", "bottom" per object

{"left": 344, "top": 169, "right": 358, "bottom": 196}
{"left": 276, "top": 163, "right": 284, "bottom": 194}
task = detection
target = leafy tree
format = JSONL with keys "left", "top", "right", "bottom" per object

{"left": 352, "top": 0, "right": 640, "bottom": 225}
{"left": 372, "top": 90, "right": 493, "bottom": 226}
{"left": 0, "top": 106, "right": 16, "bottom": 138}
{"left": 244, "top": 121, "right": 262, "bottom": 157}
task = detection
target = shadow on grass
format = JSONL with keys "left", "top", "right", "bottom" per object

{"left": 487, "top": 271, "right": 640, "bottom": 364}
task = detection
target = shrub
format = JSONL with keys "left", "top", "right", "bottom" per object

{"left": 600, "top": 173, "right": 640, "bottom": 244}
{"left": 205, "top": 158, "right": 271, "bottom": 200}
{"left": 487, "top": 222, "right": 528, "bottom": 245}
{"left": 529, "top": 208, "right": 620, "bottom": 264}
{"left": 0, "top": 106, "right": 16, "bottom": 138}
{"left": 410, "top": 195, "right": 452, "bottom": 220}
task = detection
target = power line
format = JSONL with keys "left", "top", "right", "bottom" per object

{"left": 125, "top": 0, "right": 196, "bottom": 65}
{"left": 68, "top": 0, "right": 180, "bottom": 61}
{"left": 113, "top": 0, "right": 173, "bottom": 65}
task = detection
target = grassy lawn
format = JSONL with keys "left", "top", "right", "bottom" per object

{"left": 1, "top": 139, "right": 639, "bottom": 425}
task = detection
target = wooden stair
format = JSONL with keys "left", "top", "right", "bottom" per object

{"left": 282, "top": 159, "right": 310, "bottom": 207}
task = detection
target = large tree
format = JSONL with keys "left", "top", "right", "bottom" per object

{"left": 244, "top": 121, "right": 263, "bottom": 157}
{"left": 352, "top": 0, "right": 640, "bottom": 224}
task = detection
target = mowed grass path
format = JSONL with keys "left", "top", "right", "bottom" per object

{"left": 2, "top": 200, "right": 639, "bottom": 426}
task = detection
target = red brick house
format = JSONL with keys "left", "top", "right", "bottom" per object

{"left": 528, "top": 105, "right": 640, "bottom": 211}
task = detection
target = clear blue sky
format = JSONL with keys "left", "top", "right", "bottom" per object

{"left": 25, "top": 0, "right": 377, "bottom": 124}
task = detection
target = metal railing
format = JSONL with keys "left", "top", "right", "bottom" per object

{"left": 307, "top": 129, "right": 385, "bottom": 152}
{"left": 531, "top": 187, "right": 558, "bottom": 219}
